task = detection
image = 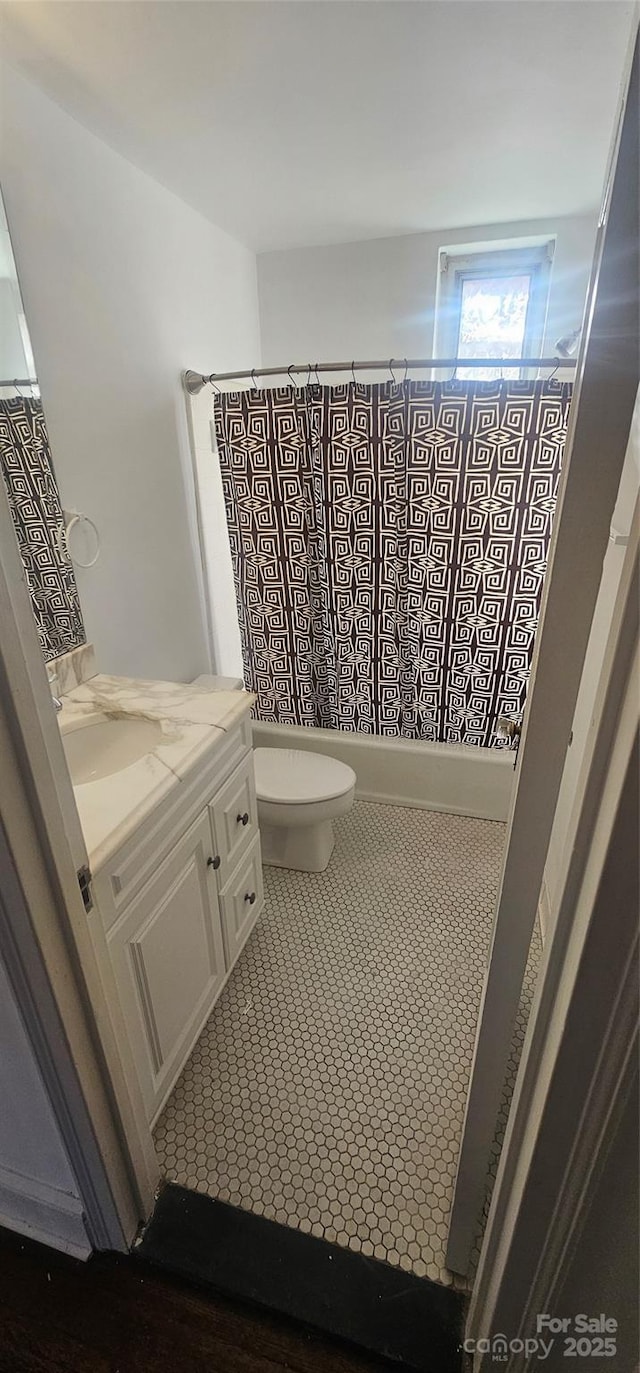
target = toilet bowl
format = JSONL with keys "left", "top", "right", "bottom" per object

{"left": 254, "top": 747, "right": 356, "bottom": 873}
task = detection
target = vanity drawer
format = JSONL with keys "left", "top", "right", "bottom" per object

{"left": 209, "top": 752, "right": 258, "bottom": 885}
{"left": 219, "top": 834, "right": 264, "bottom": 968}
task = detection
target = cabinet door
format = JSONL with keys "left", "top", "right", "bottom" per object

{"left": 219, "top": 834, "right": 264, "bottom": 969}
{"left": 108, "top": 810, "right": 225, "bottom": 1123}
{"left": 209, "top": 753, "right": 258, "bottom": 885}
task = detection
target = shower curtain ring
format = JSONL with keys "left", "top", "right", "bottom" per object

{"left": 287, "top": 364, "right": 298, "bottom": 389}
{"left": 251, "top": 369, "right": 259, "bottom": 392}
{"left": 351, "top": 361, "right": 357, "bottom": 387}
{"left": 547, "top": 359, "right": 560, "bottom": 383}
{"left": 389, "top": 358, "right": 398, "bottom": 384}
{"left": 208, "top": 375, "right": 221, "bottom": 395}
{"left": 403, "top": 358, "right": 409, "bottom": 383}
{"left": 314, "top": 362, "right": 320, "bottom": 386}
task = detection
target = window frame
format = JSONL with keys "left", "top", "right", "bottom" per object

{"left": 435, "top": 242, "right": 554, "bottom": 379}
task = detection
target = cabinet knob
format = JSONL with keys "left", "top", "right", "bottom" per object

{"left": 237, "top": 811, "right": 249, "bottom": 826}
{"left": 244, "top": 891, "right": 256, "bottom": 905}
{"left": 207, "top": 855, "right": 221, "bottom": 870}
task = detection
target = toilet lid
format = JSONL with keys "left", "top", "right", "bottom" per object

{"left": 254, "top": 747, "right": 356, "bottom": 805}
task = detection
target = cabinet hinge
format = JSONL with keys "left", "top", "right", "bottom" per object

{"left": 77, "top": 864, "right": 93, "bottom": 913}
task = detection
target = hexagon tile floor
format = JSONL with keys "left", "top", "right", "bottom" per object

{"left": 154, "top": 800, "right": 541, "bottom": 1289}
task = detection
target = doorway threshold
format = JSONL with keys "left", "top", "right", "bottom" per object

{"left": 135, "top": 1183, "right": 465, "bottom": 1373}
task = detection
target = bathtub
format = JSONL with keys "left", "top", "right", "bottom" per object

{"left": 251, "top": 721, "right": 515, "bottom": 823}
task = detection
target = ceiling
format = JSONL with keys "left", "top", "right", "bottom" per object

{"left": 0, "top": 1, "right": 634, "bottom": 253}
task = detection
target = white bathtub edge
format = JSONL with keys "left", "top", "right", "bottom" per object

{"left": 354, "top": 789, "right": 506, "bottom": 820}
{"left": 252, "top": 721, "right": 515, "bottom": 823}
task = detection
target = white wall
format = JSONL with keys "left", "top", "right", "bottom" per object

{"left": 0, "top": 955, "right": 90, "bottom": 1256}
{"left": 257, "top": 215, "right": 596, "bottom": 369}
{"left": 0, "top": 277, "right": 30, "bottom": 377}
{"left": 0, "top": 64, "right": 261, "bottom": 682}
{"left": 209, "top": 212, "right": 597, "bottom": 681}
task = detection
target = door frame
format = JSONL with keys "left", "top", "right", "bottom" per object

{"left": 446, "top": 27, "right": 639, "bottom": 1274}
{"left": 0, "top": 475, "right": 158, "bottom": 1250}
{"left": 468, "top": 500, "right": 638, "bottom": 1364}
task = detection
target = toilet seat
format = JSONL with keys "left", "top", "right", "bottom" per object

{"left": 254, "top": 748, "right": 356, "bottom": 806}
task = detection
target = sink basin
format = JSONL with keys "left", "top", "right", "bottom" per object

{"left": 61, "top": 713, "right": 163, "bottom": 784}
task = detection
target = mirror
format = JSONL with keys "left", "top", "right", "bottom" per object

{"left": 0, "top": 192, "right": 86, "bottom": 662}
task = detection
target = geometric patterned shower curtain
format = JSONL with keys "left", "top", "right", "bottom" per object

{"left": 0, "top": 397, "right": 86, "bottom": 661}
{"left": 214, "top": 379, "right": 572, "bottom": 747}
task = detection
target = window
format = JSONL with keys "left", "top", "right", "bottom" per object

{"left": 436, "top": 243, "right": 554, "bottom": 380}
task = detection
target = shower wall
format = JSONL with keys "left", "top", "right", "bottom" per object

{"left": 257, "top": 213, "right": 597, "bottom": 369}
{"left": 186, "top": 212, "right": 594, "bottom": 699}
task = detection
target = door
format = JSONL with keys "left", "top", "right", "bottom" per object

{"left": 446, "top": 35, "right": 639, "bottom": 1275}
{"left": 109, "top": 810, "right": 226, "bottom": 1123}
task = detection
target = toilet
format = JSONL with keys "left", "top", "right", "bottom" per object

{"left": 190, "top": 680, "right": 356, "bottom": 873}
{"left": 254, "top": 747, "right": 356, "bottom": 873}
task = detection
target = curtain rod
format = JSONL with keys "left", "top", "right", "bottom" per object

{"left": 0, "top": 377, "right": 38, "bottom": 388}
{"left": 183, "top": 356, "right": 577, "bottom": 395}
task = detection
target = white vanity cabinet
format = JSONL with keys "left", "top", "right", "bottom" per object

{"left": 108, "top": 810, "right": 226, "bottom": 1122}
{"left": 90, "top": 718, "right": 263, "bottom": 1125}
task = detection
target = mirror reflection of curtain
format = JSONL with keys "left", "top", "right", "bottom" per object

{"left": 0, "top": 396, "right": 86, "bottom": 660}
{"left": 214, "top": 379, "right": 572, "bottom": 747}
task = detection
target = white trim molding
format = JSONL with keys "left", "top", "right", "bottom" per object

{"left": 467, "top": 490, "right": 639, "bottom": 1366}
{"left": 0, "top": 437, "right": 153, "bottom": 1251}
{"left": 0, "top": 1165, "right": 91, "bottom": 1261}
{"left": 537, "top": 877, "right": 551, "bottom": 947}
{"left": 446, "top": 30, "right": 639, "bottom": 1275}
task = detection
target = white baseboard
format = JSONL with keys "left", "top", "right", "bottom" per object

{"left": 0, "top": 1163, "right": 91, "bottom": 1259}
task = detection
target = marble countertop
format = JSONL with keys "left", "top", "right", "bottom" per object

{"left": 58, "top": 673, "right": 253, "bottom": 873}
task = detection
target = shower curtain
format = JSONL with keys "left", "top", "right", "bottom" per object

{"left": 214, "top": 378, "right": 572, "bottom": 747}
{"left": 0, "top": 396, "right": 85, "bottom": 660}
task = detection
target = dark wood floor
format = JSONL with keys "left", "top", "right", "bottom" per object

{"left": 0, "top": 1225, "right": 397, "bottom": 1373}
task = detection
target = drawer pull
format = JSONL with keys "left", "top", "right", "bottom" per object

{"left": 207, "top": 855, "right": 221, "bottom": 870}
{"left": 237, "top": 811, "right": 250, "bottom": 826}
{"left": 244, "top": 891, "right": 256, "bottom": 905}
